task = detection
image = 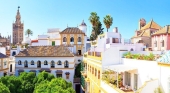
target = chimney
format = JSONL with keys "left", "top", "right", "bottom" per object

{"left": 113, "top": 27, "right": 118, "bottom": 33}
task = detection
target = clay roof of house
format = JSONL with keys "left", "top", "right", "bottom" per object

{"left": 15, "top": 45, "right": 74, "bottom": 57}
{"left": 0, "top": 52, "right": 8, "bottom": 58}
{"left": 152, "top": 25, "right": 170, "bottom": 36}
{"left": 60, "top": 27, "right": 85, "bottom": 35}
{"left": 31, "top": 40, "right": 38, "bottom": 43}
{"left": 140, "top": 19, "right": 161, "bottom": 30}
{"left": 131, "top": 20, "right": 161, "bottom": 38}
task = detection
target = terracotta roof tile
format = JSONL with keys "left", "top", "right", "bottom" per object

{"left": 15, "top": 45, "right": 74, "bottom": 57}
{"left": 152, "top": 25, "right": 170, "bottom": 36}
{"left": 140, "top": 20, "right": 161, "bottom": 30}
{"left": 60, "top": 27, "right": 85, "bottom": 35}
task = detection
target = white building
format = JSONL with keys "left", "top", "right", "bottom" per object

{"left": 15, "top": 45, "right": 76, "bottom": 84}
{"left": 90, "top": 27, "right": 145, "bottom": 52}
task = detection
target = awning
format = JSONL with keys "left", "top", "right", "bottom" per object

{"left": 39, "top": 68, "right": 51, "bottom": 72}
{"left": 29, "top": 70, "right": 37, "bottom": 72}
{"left": 18, "top": 69, "right": 24, "bottom": 72}
{"left": 55, "top": 70, "right": 63, "bottom": 74}
{"left": 104, "top": 65, "right": 137, "bottom": 73}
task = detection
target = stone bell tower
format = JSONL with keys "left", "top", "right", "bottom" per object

{"left": 13, "top": 6, "right": 24, "bottom": 45}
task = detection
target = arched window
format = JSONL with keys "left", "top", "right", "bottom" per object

{"left": 63, "top": 37, "right": 67, "bottom": 42}
{"left": 44, "top": 60, "right": 48, "bottom": 65}
{"left": 37, "top": 60, "right": 41, "bottom": 68}
{"left": 12, "top": 51, "right": 16, "bottom": 56}
{"left": 58, "top": 60, "right": 62, "bottom": 65}
{"left": 51, "top": 60, "right": 55, "bottom": 68}
{"left": 78, "top": 37, "right": 81, "bottom": 42}
{"left": 64, "top": 60, "right": 69, "bottom": 68}
{"left": 31, "top": 60, "right": 34, "bottom": 65}
{"left": 130, "top": 48, "right": 134, "bottom": 51}
{"left": 161, "top": 40, "right": 164, "bottom": 47}
{"left": 70, "top": 37, "right": 74, "bottom": 42}
{"left": 18, "top": 60, "right": 22, "bottom": 65}
{"left": 24, "top": 60, "right": 28, "bottom": 67}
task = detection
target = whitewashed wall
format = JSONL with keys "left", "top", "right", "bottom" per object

{"left": 15, "top": 57, "right": 75, "bottom": 84}
{"left": 101, "top": 81, "right": 119, "bottom": 93}
{"left": 140, "top": 79, "right": 159, "bottom": 93}
{"left": 159, "top": 66, "right": 170, "bottom": 93}
{"left": 0, "top": 47, "right": 6, "bottom": 55}
{"left": 123, "top": 59, "right": 159, "bottom": 87}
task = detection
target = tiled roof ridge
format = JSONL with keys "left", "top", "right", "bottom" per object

{"left": 151, "top": 25, "right": 170, "bottom": 35}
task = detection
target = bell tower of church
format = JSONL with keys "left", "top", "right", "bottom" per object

{"left": 13, "top": 6, "right": 24, "bottom": 45}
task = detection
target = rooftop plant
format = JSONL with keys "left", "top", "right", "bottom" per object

{"left": 123, "top": 52, "right": 157, "bottom": 61}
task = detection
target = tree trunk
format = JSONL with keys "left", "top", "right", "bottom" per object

{"left": 28, "top": 34, "right": 29, "bottom": 37}
{"left": 107, "top": 28, "right": 108, "bottom": 32}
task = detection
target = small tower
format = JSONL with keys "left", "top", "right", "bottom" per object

{"left": 139, "top": 18, "right": 146, "bottom": 30}
{"left": 79, "top": 20, "right": 87, "bottom": 35}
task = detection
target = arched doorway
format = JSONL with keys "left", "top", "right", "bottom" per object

{"left": 10, "top": 64, "right": 12, "bottom": 72}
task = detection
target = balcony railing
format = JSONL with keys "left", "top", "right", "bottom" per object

{"left": 86, "top": 52, "right": 102, "bottom": 60}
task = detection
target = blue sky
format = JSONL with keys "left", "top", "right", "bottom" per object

{"left": 0, "top": 0, "right": 170, "bottom": 40}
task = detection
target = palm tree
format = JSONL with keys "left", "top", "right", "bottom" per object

{"left": 25, "top": 29, "right": 33, "bottom": 37}
{"left": 89, "top": 12, "right": 100, "bottom": 27}
{"left": 103, "top": 15, "right": 113, "bottom": 32}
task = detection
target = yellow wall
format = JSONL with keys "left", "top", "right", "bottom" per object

{"left": 60, "top": 34, "right": 84, "bottom": 55}
{"left": 83, "top": 53, "right": 103, "bottom": 93}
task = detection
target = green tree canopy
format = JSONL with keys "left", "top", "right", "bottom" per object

{"left": 90, "top": 21, "right": 104, "bottom": 40}
{"left": 0, "top": 82, "right": 10, "bottom": 93}
{"left": 89, "top": 12, "right": 100, "bottom": 27}
{"left": 103, "top": 15, "right": 113, "bottom": 32}
{"left": 89, "top": 12, "right": 104, "bottom": 41}
{"left": 34, "top": 78, "right": 75, "bottom": 93}
{"left": 25, "top": 29, "right": 33, "bottom": 37}
{"left": 0, "top": 71, "right": 75, "bottom": 93}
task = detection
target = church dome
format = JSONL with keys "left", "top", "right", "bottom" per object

{"left": 80, "top": 20, "right": 87, "bottom": 26}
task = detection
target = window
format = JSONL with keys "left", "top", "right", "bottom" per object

{"left": 12, "top": 51, "right": 16, "bottom": 56}
{"left": 31, "top": 60, "right": 34, "bottom": 65}
{"left": 64, "top": 61, "right": 69, "bottom": 68}
{"left": 58, "top": 60, "right": 62, "bottom": 65}
{"left": 134, "top": 74, "right": 138, "bottom": 90}
{"left": 98, "top": 71, "right": 100, "bottom": 79}
{"left": 154, "top": 41, "right": 157, "bottom": 47}
{"left": 112, "top": 38, "right": 115, "bottom": 43}
{"left": 78, "top": 37, "right": 81, "bottom": 42}
{"left": 92, "top": 67, "right": 94, "bottom": 74}
{"left": 10, "top": 64, "right": 12, "bottom": 72}
{"left": 4, "top": 60, "right": 6, "bottom": 65}
{"left": 95, "top": 68, "right": 97, "bottom": 76}
{"left": 63, "top": 37, "right": 67, "bottom": 42}
{"left": 65, "top": 72, "right": 70, "bottom": 79}
{"left": 52, "top": 41, "right": 55, "bottom": 46}
{"left": 18, "top": 60, "right": 22, "bottom": 65}
{"left": 161, "top": 40, "right": 164, "bottom": 47}
{"left": 44, "top": 60, "right": 48, "bottom": 65}
{"left": 70, "top": 37, "right": 74, "bottom": 42}
{"left": 51, "top": 60, "right": 55, "bottom": 68}
{"left": 24, "top": 60, "right": 28, "bottom": 67}
{"left": 56, "top": 74, "right": 62, "bottom": 78}
{"left": 125, "top": 72, "right": 131, "bottom": 86}
{"left": 37, "top": 61, "right": 41, "bottom": 68}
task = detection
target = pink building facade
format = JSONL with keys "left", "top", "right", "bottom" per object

{"left": 152, "top": 25, "right": 170, "bottom": 51}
